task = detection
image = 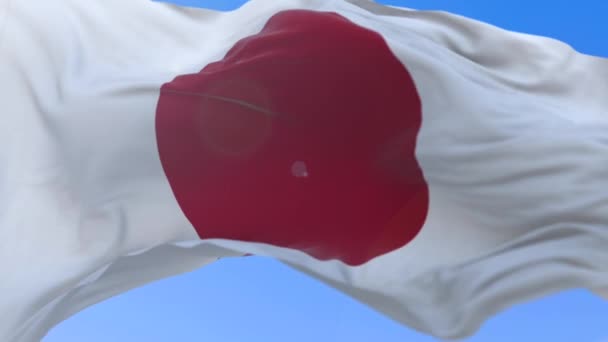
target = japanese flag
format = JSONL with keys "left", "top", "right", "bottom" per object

{"left": 1, "top": 0, "right": 608, "bottom": 341}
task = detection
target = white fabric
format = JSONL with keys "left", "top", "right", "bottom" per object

{"left": 1, "top": 0, "right": 608, "bottom": 340}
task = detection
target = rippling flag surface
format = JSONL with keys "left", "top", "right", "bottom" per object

{"left": 2, "top": 0, "right": 608, "bottom": 340}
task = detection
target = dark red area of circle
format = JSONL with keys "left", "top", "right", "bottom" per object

{"left": 155, "top": 10, "right": 429, "bottom": 266}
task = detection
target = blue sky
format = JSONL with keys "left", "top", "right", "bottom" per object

{"left": 44, "top": 1, "right": 608, "bottom": 341}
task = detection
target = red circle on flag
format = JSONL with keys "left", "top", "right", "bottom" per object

{"left": 155, "top": 10, "right": 429, "bottom": 266}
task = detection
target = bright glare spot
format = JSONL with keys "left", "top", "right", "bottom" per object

{"left": 291, "top": 161, "right": 309, "bottom": 178}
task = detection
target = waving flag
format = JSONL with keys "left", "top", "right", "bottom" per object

{"left": 2, "top": 0, "right": 608, "bottom": 340}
